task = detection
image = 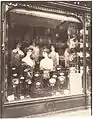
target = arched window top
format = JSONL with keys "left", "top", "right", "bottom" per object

{"left": 9, "top": 8, "right": 81, "bottom": 23}
{"left": 7, "top": 8, "right": 82, "bottom": 29}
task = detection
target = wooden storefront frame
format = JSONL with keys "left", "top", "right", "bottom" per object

{"left": 0, "top": 1, "right": 91, "bottom": 118}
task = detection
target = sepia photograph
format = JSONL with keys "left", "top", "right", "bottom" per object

{"left": 0, "top": 0, "right": 92, "bottom": 118}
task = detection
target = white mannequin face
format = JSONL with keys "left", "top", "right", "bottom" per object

{"left": 17, "top": 44, "right": 21, "bottom": 48}
{"left": 27, "top": 50, "right": 32, "bottom": 56}
{"left": 42, "top": 52, "right": 48, "bottom": 58}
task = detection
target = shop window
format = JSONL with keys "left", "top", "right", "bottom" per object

{"left": 4, "top": 9, "right": 91, "bottom": 103}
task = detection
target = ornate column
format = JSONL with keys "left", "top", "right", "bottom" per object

{"left": 1, "top": 2, "right": 6, "bottom": 118}
{"left": 82, "top": 13, "right": 87, "bottom": 109}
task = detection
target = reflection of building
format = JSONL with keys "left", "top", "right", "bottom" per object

{"left": 1, "top": 1, "right": 91, "bottom": 118}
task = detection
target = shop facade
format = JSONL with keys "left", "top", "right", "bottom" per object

{"left": 0, "top": 1, "right": 92, "bottom": 118}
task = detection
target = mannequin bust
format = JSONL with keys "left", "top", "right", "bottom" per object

{"left": 22, "top": 48, "right": 35, "bottom": 80}
{"left": 49, "top": 45, "right": 59, "bottom": 70}
{"left": 10, "top": 43, "right": 24, "bottom": 67}
{"left": 40, "top": 48, "right": 53, "bottom": 81}
{"left": 22, "top": 48, "right": 35, "bottom": 68}
{"left": 28, "top": 41, "right": 40, "bottom": 62}
{"left": 40, "top": 48, "right": 53, "bottom": 72}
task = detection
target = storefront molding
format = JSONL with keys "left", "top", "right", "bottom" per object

{"left": 26, "top": 106, "right": 91, "bottom": 118}
{"left": 5, "top": 2, "right": 91, "bottom": 29}
{"left": 3, "top": 94, "right": 90, "bottom": 118}
{"left": 47, "top": 2, "right": 91, "bottom": 13}
{"left": 5, "top": 1, "right": 91, "bottom": 13}
{"left": 5, "top": 2, "right": 89, "bottom": 25}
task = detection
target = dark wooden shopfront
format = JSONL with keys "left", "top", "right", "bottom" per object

{"left": 0, "top": 1, "right": 92, "bottom": 118}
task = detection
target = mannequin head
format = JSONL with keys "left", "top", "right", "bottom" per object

{"left": 42, "top": 48, "right": 49, "bottom": 58}
{"left": 26, "top": 48, "right": 33, "bottom": 56}
{"left": 51, "top": 45, "right": 55, "bottom": 52}
{"left": 16, "top": 43, "right": 21, "bottom": 49}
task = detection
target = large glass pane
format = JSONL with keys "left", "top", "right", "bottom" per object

{"left": 4, "top": 8, "right": 91, "bottom": 103}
